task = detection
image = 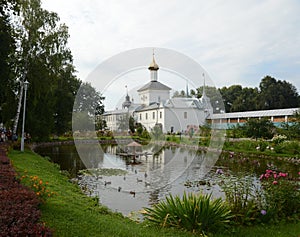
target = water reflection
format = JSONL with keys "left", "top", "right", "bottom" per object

{"left": 35, "top": 143, "right": 299, "bottom": 216}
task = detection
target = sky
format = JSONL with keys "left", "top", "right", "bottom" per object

{"left": 42, "top": 0, "right": 300, "bottom": 109}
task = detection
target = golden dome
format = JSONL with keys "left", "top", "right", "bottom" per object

{"left": 148, "top": 55, "right": 159, "bottom": 70}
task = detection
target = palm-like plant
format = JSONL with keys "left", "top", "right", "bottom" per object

{"left": 143, "top": 192, "right": 232, "bottom": 234}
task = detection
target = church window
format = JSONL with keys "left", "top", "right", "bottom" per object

{"left": 139, "top": 114, "right": 142, "bottom": 120}
{"left": 146, "top": 113, "right": 148, "bottom": 120}
{"left": 184, "top": 112, "right": 187, "bottom": 119}
{"left": 160, "top": 111, "right": 162, "bottom": 119}
{"left": 153, "top": 112, "right": 155, "bottom": 119}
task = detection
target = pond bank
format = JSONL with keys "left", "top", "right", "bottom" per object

{"left": 31, "top": 138, "right": 299, "bottom": 165}
{"left": 8, "top": 147, "right": 195, "bottom": 237}
{"left": 8, "top": 145, "right": 300, "bottom": 237}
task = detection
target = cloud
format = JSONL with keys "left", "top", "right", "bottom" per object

{"left": 42, "top": 0, "right": 300, "bottom": 95}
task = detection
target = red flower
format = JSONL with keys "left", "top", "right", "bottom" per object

{"left": 273, "top": 180, "right": 278, "bottom": 185}
{"left": 279, "top": 172, "right": 287, "bottom": 177}
{"left": 259, "top": 174, "right": 264, "bottom": 180}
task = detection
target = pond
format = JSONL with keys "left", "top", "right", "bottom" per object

{"left": 35, "top": 142, "right": 299, "bottom": 217}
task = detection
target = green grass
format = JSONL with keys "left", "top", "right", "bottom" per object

{"left": 214, "top": 222, "right": 300, "bottom": 237}
{"left": 8, "top": 149, "right": 194, "bottom": 237}
{"left": 8, "top": 149, "right": 300, "bottom": 237}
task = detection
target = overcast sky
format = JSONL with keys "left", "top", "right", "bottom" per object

{"left": 42, "top": 0, "right": 300, "bottom": 108}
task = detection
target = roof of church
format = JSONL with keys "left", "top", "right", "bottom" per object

{"left": 164, "top": 98, "right": 204, "bottom": 109}
{"left": 135, "top": 102, "right": 159, "bottom": 112}
{"left": 134, "top": 98, "right": 207, "bottom": 112}
{"left": 103, "top": 104, "right": 141, "bottom": 115}
{"left": 122, "top": 94, "right": 132, "bottom": 108}
{"left": 137, "top": 81, "right": 171, "bottom": 92}
{"left": 148, "top": 56, "right": 159, "bottom": 70}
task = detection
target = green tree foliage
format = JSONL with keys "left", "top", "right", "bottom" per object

{"left": 216, "top": 76, "right": 299, "bottom": 112}
{"left": 258, "top": 75, "right": 299, "bottom": 110}
{"left": 129, "top": 116, "right": 135, "bottom": 133}
{"left": 172, "top": 90, "right": 187, "bottom": 98}
{"left": 0, "top": 0, "right": 104, "bottom": 141}
{"left": 195, "top": 86, "right": 224, "bottom": 113}
{"left": 219, "top": 85, "right": 260, "bottom": 112}
{"left": 116, "top": 115, "right": 136, "bottom": 134}
{"left": 13, "top": 0, "right": 82, "bottom": 140}
{"left": 53, "top": 65, "right": 81, "bottom": 135}
{"left": 95, "top": 115, "right": 107, "bottom": 131}
{"left": 73, "top": 82, "right": 104, "bottom": 132}
{"left": 242, "top": 118, "right": 275, "bottom": 140}
{"left": 219, "top": 85, "right": 243, "bottom": 112}
{"left": 0, "top": 0, "right": 18, "bottom": 126}
{"left": 117, "top": 113, "right": 130, "bottom": 132}
{"left": 151, "top": 123, "right": 164, "bottom": 140}
{"left": 278, "top": 109, "right": 300, "bottom": 140}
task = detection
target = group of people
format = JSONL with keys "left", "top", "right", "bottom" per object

{"left": 0, "top": 127, "right": 13, "bottom": 142}
{"left": 0, "top": 126, "right": 31, "bottom": 143}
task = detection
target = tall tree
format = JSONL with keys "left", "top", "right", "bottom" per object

{"left": 12, "top": 0, "right": 81, "bottom": 140}
{"left": 73, "top": 82, "right": 105, "bottom": 132}
{"left": 242, "top": 118, "right": 275, "bottom": 140}
{"left": 230, "top": 87, "right": 260, "bottom": 112}
{"left": 219, "top": 85, "right": 243, "bottom": 112}
{"left": 259, "top": 76, "right": 299, "bottom": 110}
{"left": 0, "top": 0, "right": 18, "bottom": 127}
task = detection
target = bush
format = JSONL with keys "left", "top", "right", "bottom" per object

{"left": 271, "top": 134, "right": 287, "bottom": 145}
{"left": 0, "top": 147, "right": 52, "bottom": 236}
{"left": 220, "top": 174, "right": 260, "bottom": 225}
{"left": 199, "top": 137, "right": 210, "bottom": 146}
{"left": 259, "top": 169, "right": 300, "bottom": 220}
{"left": 258, "top": 140, "right": 268, "bottom": 151}
{"left": 274, "top": 141, "right": 300, "bottom": 155}
{"left": 143, "top": 192, "right": 232, "bottom": 234}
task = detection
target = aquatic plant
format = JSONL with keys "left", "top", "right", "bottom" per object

{"left": 79, "top": 168, "right": 127, "bottom": 176}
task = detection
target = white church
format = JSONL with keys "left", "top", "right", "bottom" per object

{"left": 103, "top": 55, "right": 212, "bottom": 134}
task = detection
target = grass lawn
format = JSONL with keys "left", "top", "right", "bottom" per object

{"left": 9, "top": 149, "right": 300, "bottom": 237}
{"left": 8, "top": 149, "right": 194, "bottom": 237}
{"left": 215, "top": 223, "right": 300, "bottom": 237}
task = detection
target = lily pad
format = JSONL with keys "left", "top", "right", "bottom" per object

{"left": 79, "top": 168, "right": 127, "bottom": 176}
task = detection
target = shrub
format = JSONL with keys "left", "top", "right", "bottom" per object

{"left": 282, "top": 141, "right": 300, "bottom": 155}
{"left": 220, "top": 174, "right": 260, "bottom": 225}
{"left": 0, "top": 147, "right": 52, "bottom": 236}
{"left": 271, "top": 134, "right": 287, "bottom": 145}
{"left": 273, "top": 141, "right": 300, "bottom": 155}
{"left": 258, "top": 140, "right": 268, "bottom": 151}
{"left": 259, "top": 169, "right": 300, "bottom": 220}
{"left": 199, "top": 137, "right": 210, "bottom": 146}
{"left": 143, "top": 192, "right": 232, "bottom": 234}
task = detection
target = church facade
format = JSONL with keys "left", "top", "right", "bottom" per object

{"left": 103, "top": 55, "right": 212, "bottom": 134}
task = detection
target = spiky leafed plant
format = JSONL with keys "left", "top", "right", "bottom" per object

{"left": 143, "top": 192, "right": 232, "bottom": 234}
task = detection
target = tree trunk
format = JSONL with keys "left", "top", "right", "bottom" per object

{"left": 13, "top": 82, "right": 24, "bottom": 136}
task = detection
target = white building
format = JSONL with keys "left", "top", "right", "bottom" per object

{"left": 103, "top": 55, "right": 212, "bottom": 133}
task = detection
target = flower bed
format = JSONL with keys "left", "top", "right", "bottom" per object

{"left": 0, "top": 144, "right": 52, "bottom": 236}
